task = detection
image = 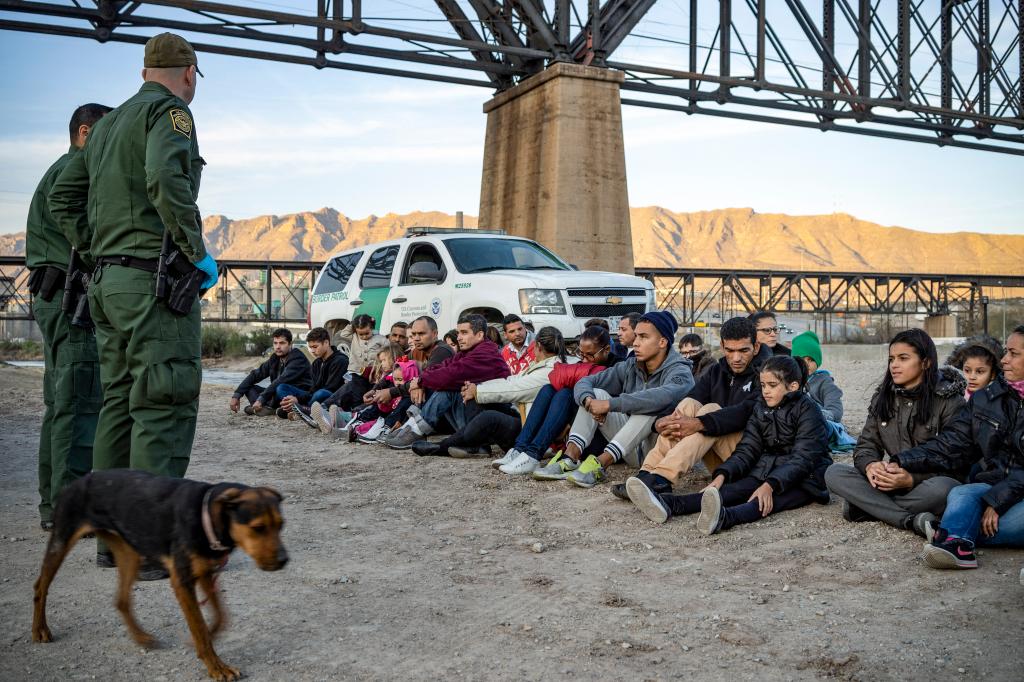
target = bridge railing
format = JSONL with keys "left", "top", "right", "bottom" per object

{"left": 0, "top": 257, "right": 323, "bottom": 324}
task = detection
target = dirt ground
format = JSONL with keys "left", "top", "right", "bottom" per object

{"left": 1, "top": 345, "right": 1023, "bottom": 682}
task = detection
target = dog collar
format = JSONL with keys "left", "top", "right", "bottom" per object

{"left": 202, "top": 487, "right": 230, "bottom": 552}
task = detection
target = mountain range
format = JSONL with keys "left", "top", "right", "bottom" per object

{"left": 3, "top": 207, "right": 1021, "bottom": 275}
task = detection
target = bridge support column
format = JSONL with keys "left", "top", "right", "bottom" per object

{"left": 478, "top": 63, "right": 634, "bottom": 274}
{"left": 924, "top": 314, "right": 958, "bottom": 338}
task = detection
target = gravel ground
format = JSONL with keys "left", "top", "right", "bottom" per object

{"left": 1, "top": 345, "right": 1022, "bottom": 681}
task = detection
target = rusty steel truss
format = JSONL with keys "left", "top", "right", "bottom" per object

{"left": 635, "top": 266, "right": 1024, "bottom": 332}
{"left": 0, "top": 257, "right": 320, "bottom": 324}
{"left": 1, "top": 1, "right": 1021, "bottom": 155}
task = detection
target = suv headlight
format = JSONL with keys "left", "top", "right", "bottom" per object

{"left": 519, "top": 289, "right": 566, "bottom": 315}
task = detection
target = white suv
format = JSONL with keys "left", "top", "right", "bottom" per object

{"left": 309, "top": 228, "right": 654, "bottom": 339}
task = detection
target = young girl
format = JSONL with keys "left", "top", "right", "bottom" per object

{"left": 947, "top": 335, "right": 1003, "bottom": 399}
{"left": 825, "top": 329, "right": 966, "bottom": 537}
{"left": 347, "top": 344, "right": 405, "bottom": 442}
{"left": 626, "top": 355, "right": 832, "bottom": 534}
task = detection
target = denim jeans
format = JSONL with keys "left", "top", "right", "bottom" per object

{"left": 940, "top": 483, "right": 1024, "bottom": 546}
{"left": 514, "top": 385, "right": 578, "bottom": 460}
{"left": 276, "top": 383, "right": 331, "bottom": 405}
{"left": 418, "top": 390, "right": 462, "bottom": 432}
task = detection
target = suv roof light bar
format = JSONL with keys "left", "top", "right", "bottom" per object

{"left": 404, "top": 226, "right": 507, "bottom": 237}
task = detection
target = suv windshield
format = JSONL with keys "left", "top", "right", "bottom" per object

{"left": 444, "top": 237, "right": 569, "bottom": 274}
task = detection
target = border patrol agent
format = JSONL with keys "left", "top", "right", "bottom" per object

{"left": 26, "top": 104, "right": 111, "bottom": 530}
{"left": 49, "top": 33, "right": 219, "bottom": 575}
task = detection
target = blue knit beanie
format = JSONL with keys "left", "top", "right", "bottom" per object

{"left": 639, "top": 311, "right": 678, "bottom": 344}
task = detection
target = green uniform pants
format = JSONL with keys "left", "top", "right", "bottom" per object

{"left": 88, "top": 264, "right": 201, "bottom": 478}
{"left": 33, "top": 295, "right": 101, "bottom": 522}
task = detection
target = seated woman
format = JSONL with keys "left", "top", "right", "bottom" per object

{"left": 890, "top": 326, "right": 1024, "bottom": 570}
{"left": 946, "top": 334, "right": 1003, "bottom": 400}
{"left": 494, "top": 324, "right": 617, "bottom": 477}
{"left": 410, "top": 326, "right": 566, "bottom": 458}
{"left": 825, "top": 329, "right": 967, "bottom": 538}
{"left": 626, "top": 356, "right": 832, "bottom": 534}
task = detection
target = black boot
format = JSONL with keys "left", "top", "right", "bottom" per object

{"left": 96, "top": 550, "right": 116, "bottom": 568}
{"left": 612, "top": 471, "right": 672, "bottom": 500}
{"left": 138, "top": 558, "right": 169, "bottom": 581}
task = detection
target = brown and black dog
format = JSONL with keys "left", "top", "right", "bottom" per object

{"left": 32, "top": 469, "right": 287, "bottom": 681}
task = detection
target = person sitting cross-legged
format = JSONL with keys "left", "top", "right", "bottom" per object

{"left": 889, "top": 326, "right": 1024, "bottom": 570}
{"left": 386, "top": 313, "right": 510, "bottom": 449}
{"left": 558, "top": 311, "right": 694, "bottom": 488}
{"left": 626, "top": 356, "right": 832, "bottom": 535}
{"left": 612, "top": 317, "right": 771, "bottom": 500}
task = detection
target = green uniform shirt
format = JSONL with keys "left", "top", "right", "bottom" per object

{"left": 25, "top": 146, "right": 77, "bottom": 271}
{"left": 49, "top": 82, "right": 207, "bottom": 267}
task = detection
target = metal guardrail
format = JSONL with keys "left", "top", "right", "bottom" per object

{"left": 0, "top": 257, "right": 324, "bottom": 324}
{"left": 634, "top": 267, "right": 1024, "bottom": 332}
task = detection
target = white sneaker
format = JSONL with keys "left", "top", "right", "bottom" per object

{"left": 492, "top": 448, "right": 521, "bottom": 470}
{"left": 499, "top": 451, "right": 539, "bottom": 475}
{"left": 356, "top": 418, "right": 386, "bottom": 443}
{"left": 312, "top": 402, "right": 332, "bottom": 435}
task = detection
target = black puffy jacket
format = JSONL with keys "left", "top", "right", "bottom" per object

{"left": 714, "top": 391, "right": 832, "bottom": 503}
{"left": 895, "top": 377, "right": 1024, "bottom": 515}
{"left": 233, "top": 347, "right": 312, "bottom": 405}
{"left": 691, "top": 344, "right": 773, "bottom": 437}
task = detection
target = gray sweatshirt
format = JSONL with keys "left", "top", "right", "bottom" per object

{"left": 574, "top": 349, "right": 694, "bottom": 416}
{"left": 805, "top": 369, "right": 844, "bottom": 423}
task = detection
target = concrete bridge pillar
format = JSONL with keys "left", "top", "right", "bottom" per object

{"left": 478, "top": 63, "right": 634, "bottom": 274}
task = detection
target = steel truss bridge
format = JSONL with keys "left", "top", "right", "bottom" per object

{"left": 0, "top": 257, "right": 320, "bottom": 324}
{"left": 1, "top": 1, "right": 1022, "bottom": 155}
{"left": 2, "top": 257, "right": 1022, "bottom": 334}
{"left": 636, "top": 266, "right": 1024, "bottom": 334}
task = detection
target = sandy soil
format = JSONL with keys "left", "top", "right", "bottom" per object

{"left": 1, "top": 345, "right": 1022, "bottom": 682}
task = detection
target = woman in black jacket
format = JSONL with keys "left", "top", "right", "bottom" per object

{"left": 627, "top": 355, "right": 832, "bottom": 534}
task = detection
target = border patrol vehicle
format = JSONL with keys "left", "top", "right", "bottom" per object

{"left": 309, "top": 228, "right": 655, "bottom": 339}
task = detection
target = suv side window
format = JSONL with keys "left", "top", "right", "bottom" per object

{"left": 359, "top": 245, "right": 400, "bottom": 289}
{"left": 400, "top": 243, "right": 445, "bottom": 285}
{"left": 314, "top": 251, "right": 362, "bottom": 295}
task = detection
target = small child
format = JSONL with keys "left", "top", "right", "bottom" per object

{"left": 791, "top": 330, "right": 855, "bottom": 452}
{"left": 946, "top": 335, "right": 1003, "bottom": 399}
{"left": 626, "top": 355, "right": 832, "bottom": 534}
{"left": 352, "top": 355, "right": 419, "bottom": 443}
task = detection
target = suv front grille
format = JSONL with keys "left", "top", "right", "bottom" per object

{"left": 571, "top": 303, "right": 646, "bottom": 318}
{"left": 567, "top": 288, "right": 646, "bottom": 297}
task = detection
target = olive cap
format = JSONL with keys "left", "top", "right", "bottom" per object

{"left": 144, "top": 33, "right": 204, "bottom": 77}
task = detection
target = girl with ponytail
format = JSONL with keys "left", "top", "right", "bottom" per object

{"left": 625, "top": 354, "right": 833, "bottom": 535}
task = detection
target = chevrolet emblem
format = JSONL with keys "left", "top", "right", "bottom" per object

{"left": 606, "top": 296, "right": 622, "bottom": 305}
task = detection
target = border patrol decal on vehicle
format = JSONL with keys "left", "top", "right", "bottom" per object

{"left": 431, "top": 298, "right": 442, "bottom": 315}
{"left": 169, "top": 109, "right": 192, "bottom": 138}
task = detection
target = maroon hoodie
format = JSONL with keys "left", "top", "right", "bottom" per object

{"left": 419, "top": 338, "right": 510, "bottom": 391}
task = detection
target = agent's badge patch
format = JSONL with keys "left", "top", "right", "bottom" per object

{"left": 169, "top": 109, "right": 192, "bottom": 138}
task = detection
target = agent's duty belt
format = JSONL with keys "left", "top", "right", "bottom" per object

{"left": 95, "top": 255, "right": 160, "bottom": 273}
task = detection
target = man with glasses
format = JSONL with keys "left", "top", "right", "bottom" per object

{"left": 678, "top": 333, "right": 714, "bottom": 379}
{"left": 750, "top": 311, "right": 791, "bottom": 357}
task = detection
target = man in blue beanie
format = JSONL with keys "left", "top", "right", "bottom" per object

{"left": 538, "top": 311, "right": 694, "bottom": 488}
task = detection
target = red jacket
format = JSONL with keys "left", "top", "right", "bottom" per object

{"left": 548, "top": 361, "right": 606, "bottom": 392}
{"left": 420, "top": 339, "right": 510, "bottom": 391}
{"left": 501, "top": 340, "right": 536, "bottom": 375}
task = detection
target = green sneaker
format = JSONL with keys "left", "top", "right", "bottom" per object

{"left": 530, "top": 450, "right": 578, "bottom": 481}
{"left": 566, "top": 455, "right": 604, "bottom": 488}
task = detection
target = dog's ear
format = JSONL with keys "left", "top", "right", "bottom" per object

{"left": 214, "top": 487, "right": 244, "bottom": 508}
{"left": 260, "top": 487, "right": 284, "bottom": 502}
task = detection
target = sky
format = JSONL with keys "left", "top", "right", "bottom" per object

{"left": 1, "top": 11, "right": 1022, "bottom": 237}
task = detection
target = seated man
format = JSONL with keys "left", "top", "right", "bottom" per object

{"left": 500, "top": 313, "right": 535, "bottom": 375}
{"left": 611, "top": 312, "right": 641, "bottom": 361}
{"left": 614, "top": 317, "right": 770, "bottom": 499}
{"left": 750, "top": 311, "right": 791, "bottom": 356}
{"left": 388, "top": 321, "right": 409, "bottom": 349}
{"left": 387, "top": 313, "right": 510, "bottom": 449}
{"left": 560, "top": 311, "right": 694, "bottom": 488}
{"left": 229, "top": 328, "right": 311, "bottom": 416}
{"left": 678, "top": 333, "right": 714, "bottom": 379}
{"left": 278, "top": 327, "right": 348, "bottom": 420}
{"left": 790, "top": 330, "right": 856, "bottom": 451}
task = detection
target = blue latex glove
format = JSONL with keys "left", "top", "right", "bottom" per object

{"left": 193, "top": 253, "right": 219, "bottom": 289}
